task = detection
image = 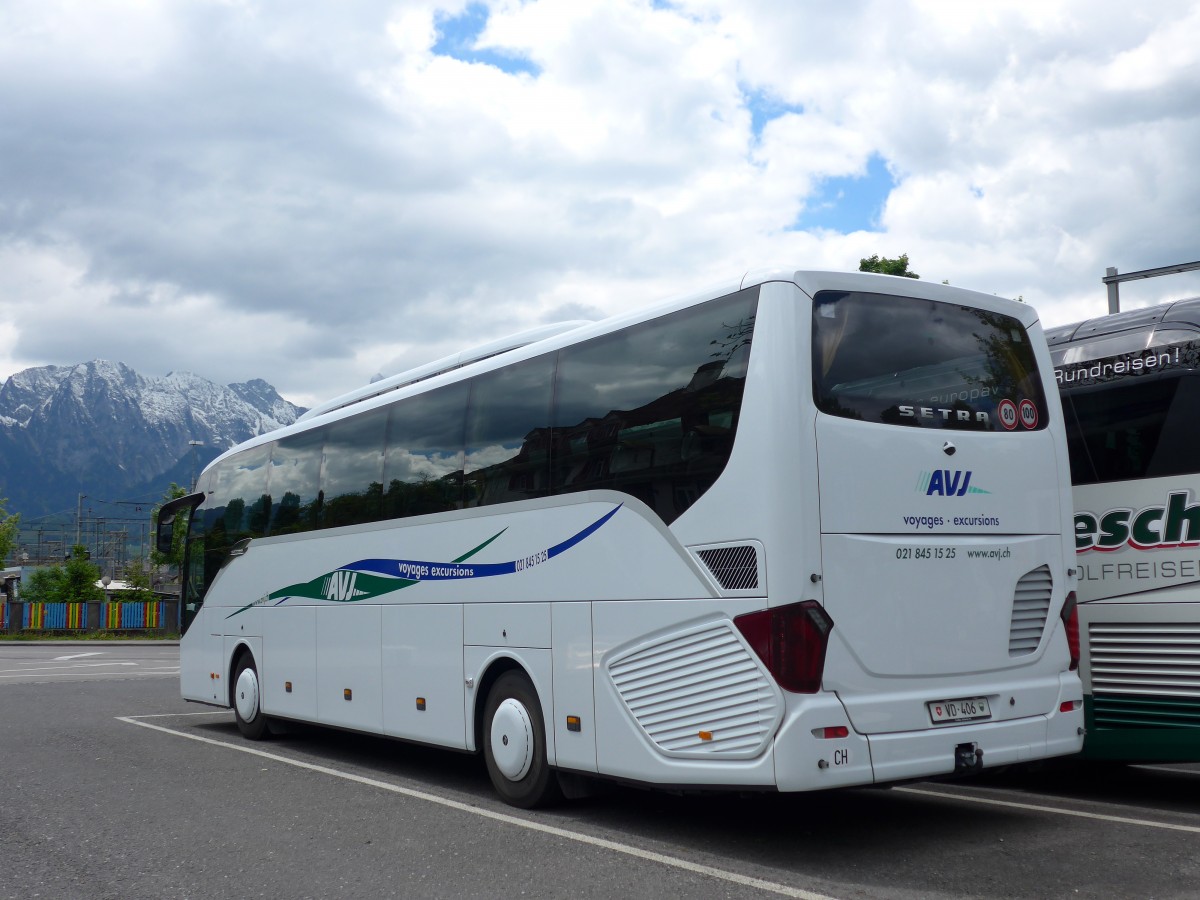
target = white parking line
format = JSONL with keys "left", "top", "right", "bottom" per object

{"left": 0, "top": 670, "right": 179, "bottom": 680}
{"left": 895, "top": 786, "right": 1200, "bottom": 834}
{"left": 118, "top": 714, "right": 838, "bottom": 900}
{"left": 0, "top": 662, "right": 139, "bottom": 674}
{"left": 124, "top": 710, "right": 230, "bottom": 718}
{"left": 54, "top": 652, "right": 106, "bottom": 660}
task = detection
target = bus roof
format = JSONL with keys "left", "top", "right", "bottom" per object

{"left": 1046, "top": 296, "right": 1200, "bottom": 346}
{"left": 297, "top": 320, "right": 594, "bottom": 423}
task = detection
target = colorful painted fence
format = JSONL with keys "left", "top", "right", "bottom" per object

{"left": 2, "top": 599, "right": 177, "bottom": 633}
{"left": 22, "top": 602, "right": 89, "bottom": 630}
{"left": 104, "top": 601, "right": 164, "bottom": 630}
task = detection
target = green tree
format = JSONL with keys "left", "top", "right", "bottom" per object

{"left": 21, "top": 566, "right": 68, "bottom": 603}
{"left": 859, "top": 253, "right": 919, "bottom": 279}
{"left": 123, "top": 560, "right": 153, "bottom": 593}
{"left": 19, "top": 546, "right": 102, "bottom": 603}
{"left": 151, "top": 483, "right": 189, "bottom": 571}
{"left": 63, "top": 545, "right": 104, "bottom": 602}
{"left": 0, "top": 497, "right": 20, "bottom": 564}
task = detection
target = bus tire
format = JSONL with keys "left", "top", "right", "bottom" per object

{"left": 232, "top": 652, "right": 270, "bottom": 741}
{"left": 482, "top": 670, "right": 562, "bottom": 808}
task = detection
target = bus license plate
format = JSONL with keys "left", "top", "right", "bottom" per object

{"left": 927, "top": 697, "right": 991, "bottom": 724}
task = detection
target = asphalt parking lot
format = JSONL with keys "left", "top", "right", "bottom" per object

{"left": 2, "top": 642, "right": 1197, "bottom": 900}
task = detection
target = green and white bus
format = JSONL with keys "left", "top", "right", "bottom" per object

{"left": 1049, "top": 297, "right": 1200, "bottom": 762}
{"left": 161, "top": 268, "right": 1084, "bottom": 806}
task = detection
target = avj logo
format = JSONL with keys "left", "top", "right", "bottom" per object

{"left": 322, "top": 570, "right": 363, "bottom": 602}
{"left": 916, "top": 470, "right": 991, "bottom": 497}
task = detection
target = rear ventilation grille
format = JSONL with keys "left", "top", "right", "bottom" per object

{"left": 607, "top": 620, "right": 780, "bottom": 759}
{"left": 695, "top": 545, "right": 760, "bottom": 591}
{"left": 1009, "top": 565, "right": 1052, "bottom": 656}
{"left": 1089, "top": 622, "right": 1200, "bottom": 728}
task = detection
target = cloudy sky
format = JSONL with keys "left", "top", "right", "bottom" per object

{"left": 2, "top": 0, "right": 1198, "bottom": 407}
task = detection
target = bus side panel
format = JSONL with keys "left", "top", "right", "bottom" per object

{"left": 180, "top": 606, "right": 225, "bottom": 705}
{"left": 381, "top": 603, "right": 466, "bottom": 749}
{"left": 261, "top": 605, "right": 317, "bottom": 721}
{"left": 592, "top": 599, "right": 777, "bottom": 787}
{"left": 315, "top": 605, "right": 383, "bottom": 732}
{"left": 551, "top": 602, "right": 597, "bottom": 773}
{"left": 464, "top": 602, "right": 551, "bottom": 649}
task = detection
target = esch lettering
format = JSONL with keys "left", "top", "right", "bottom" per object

{"left": 1075, "top": 492, "right": 1200, "bottom": 551}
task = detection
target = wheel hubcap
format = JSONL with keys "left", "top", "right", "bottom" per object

{"left": 235, "top": 666, "right": 259, "bottom": 723}
{"left": 490, "top": 698, "right": 533, "bottom": 781}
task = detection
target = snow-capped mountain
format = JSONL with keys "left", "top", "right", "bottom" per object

{"left": 0, "top": 360, "right": 306, "bottom": 516}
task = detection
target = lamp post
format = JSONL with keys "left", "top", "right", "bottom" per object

{"left": 188, "top": 440, "right": 204, "bottom": 492}
{"left": 75, "top": 493, "right": 86, "bottom": 546}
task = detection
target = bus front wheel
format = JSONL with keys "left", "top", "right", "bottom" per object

{"left": 232, "top": 653, "right": 269, "bottom": 741}
{"left": 482, "top": 671, "right": 562, "bottom": 808}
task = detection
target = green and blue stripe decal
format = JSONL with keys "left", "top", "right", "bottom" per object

{"left": 227, "top": 503, "right": 622, "bottom": 618}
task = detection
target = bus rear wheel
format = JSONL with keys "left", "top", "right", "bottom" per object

{"left": 483, "top": 671, "right": 562, "bottom": 808}
{"left": 232, "top": 653, "right": 270, "bottom": 741}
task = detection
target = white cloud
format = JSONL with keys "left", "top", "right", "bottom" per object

{"left": 1, "top": 0, "right": 1198, "bottom": 407}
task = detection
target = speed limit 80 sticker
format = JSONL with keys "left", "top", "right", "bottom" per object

{"left": 997, "top": 398, "right": 1018, "bottom": 430}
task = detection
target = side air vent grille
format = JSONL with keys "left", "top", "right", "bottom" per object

{"left": 1009, "top": 565, "right": 1052, "bottom": 656}
{"left": 1089, "top": 622, "right": 1200, "bottom": 728}
{"left": 695, "top": 545, "right": 760, "bottom": 591}
{"left": 607, "top": 620, "right": 780, "bottom": 759}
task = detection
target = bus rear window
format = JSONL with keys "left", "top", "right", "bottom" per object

{"left": 812, "top": 291, "right": 1048, "bottom": 432}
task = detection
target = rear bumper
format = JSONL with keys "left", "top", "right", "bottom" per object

{"left": 770, "top": 673, "right": 1083, "bottom": 791}
{"left": 865, "top": 698, "right": 1085, "bottom": 784}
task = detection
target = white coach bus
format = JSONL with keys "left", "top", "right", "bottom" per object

{"left": 1048, "top": 297, "right": 1200, "bottom": 762}
{"left": 160, "top": 269, "right": 1084, "bottom": 806}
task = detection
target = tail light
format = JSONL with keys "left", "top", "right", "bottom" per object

{"left": 734, "top": 600, "right": 834, "bottom": 693}
{"left": 1060, "top": 590, "right": 1080, "bottom": 671}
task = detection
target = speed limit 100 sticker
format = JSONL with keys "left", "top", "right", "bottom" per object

{"left": 1018, "top": 398, "right": 1039, "bottom": 429}
{"left": 997, "top": 398, "right": 1018, "bottom": 430}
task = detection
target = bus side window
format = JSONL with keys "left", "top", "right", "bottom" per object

{"left": 382, "top": 382, "right": 469, "bottom": 518}
{"left": 464, "top": 357, "right": 555, "bottom": 509}
{"left": 321, "top": 408, "right": 388, "bottom": 528}
{"left": 269, "top": 429, "right": 325, "bottom": 535}
{"left": 551, "top": 288, "right": 756, "bottom": 524}
{"left": 1146, "top": 373, "right": 1200, "bottom": 479}
{"left": 1064, "top": 378, "right": 1176, "bottom": 484}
